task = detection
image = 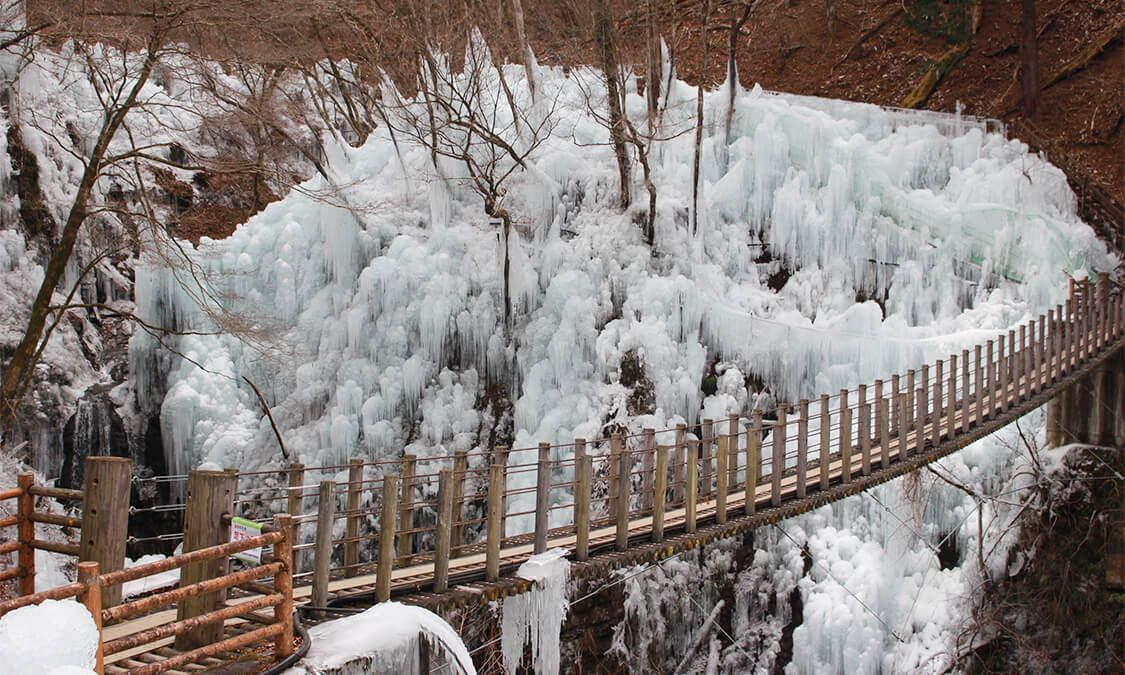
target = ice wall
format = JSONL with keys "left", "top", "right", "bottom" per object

{"left": 136, "top": 48, "right": 1113, "bottom": 499}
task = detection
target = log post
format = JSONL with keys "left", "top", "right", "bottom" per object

{"left": 1046, "top": 308, "right": 1056, "bottom": 379}
{"left": 534, "top": 442, "right": 552, "bottom": 555}
{"left": 716, "top": 433, "right": 728, "bottom": 523}
{"left": 932, "top": 360, "right": 943, "bottom": 448}
{"left": 914, "top": 387, "right": 925, "bottom": 452}
{"left": 574, "top": 439, "right": 587, "bottom": 525}
{"left": 485, "top": 464, "right": 503, "bottom": 582}
{"left": 771, "top": 404, "right": 787, "bottom": 506}
{"left": 839, "top": 390, "right": 852, "bottom": 483}
{"left": 343, "top": 458, "right": 363, "bottom": 577}
{"left": 433, "top": 470, "right": 454, "bottom": 593}
{"left": 859, "top": 384, "right": 871, "bottom": 475}
{"left": 1018, "top": 324, "right": 1027, "bottom": 399}
{"left": 818, "top": 394, "right": 830, "bottom": 491}
{"left": 614, "top": 434, "right": 629, "bottom": 551}
{"left": 961, "top": 350, "right": 970, "bottom": 432}
{"left": 376, "top": 475, "right": 398, "bottom": 602}
{"left": 80, "top": 456, "right": 131, "bottom": 608}
{"left": 76, "top": 561, "right": 104, "bottom": 674}
{"left": 897, "top": 392, "right": 909, "bottom": 460}
{"left": 701, "top": 419, "right": 713, "bottom": 499}
{"left": 947, "top": 355, "right": 957, "bottom": 440}
{"left": 876, "top": 389, "right": 890, "bottom": 468}
{"left": 986, "top": 339, "right": 995, "bottom": 417}
{"left": 998, "top": 334, "right": 1009, "bottom": 413}
{"left": 1037, "top": 315, "right": 1046, "bottom": 387}
{"left": 890, "top": 374, "right": 901, "bottom": 437}
{"left": 685, "top": 440, "right": 698, "bottom": 534}
{"left": 272, "top": 513, "right": 294, "bottom": 659}
{"left": 286, "top": 463, "right": 305, "bottom": 518}
{"left": 906, "top": 370, "right": 916, "bottom": 433}
{"left": 1061, "top": 301, "right": 1071, "bottom": 373}
{"left": 672, "top": 424, "right": 687, "bottom": 506}
{"left": 748, "top": 409, "right": 762, "bottom": 514}
{"left": 494, "top": 447, "right": 509, "bottom": 544}
{"left": 796, "top": 399, "right": 809, "bottom": 496}
{"left": 727, "top": 414, "right": 739, "bottom": 490}
{"left": 450, "top": 451, "right": 468, "bottom": 558}
{"left": 974, "top": 344, "right": 984, "bottom": 424}
{"left": 920, "top": 364, "right": 930, "bottom": 433}
{"left": 311, "top": 480, "right": 335, "bottom": 616}
{"left": 286, "top": 463, "right": 305, "bottom": 573}
{"left": 17, "top": 472, "right": 34, "bottom": 596}
{"left": 396, "top": 454, "right": 416, "bottom": 565}
{"left": 653, "top": 445, "right": 667, "bottom": 543}
{"left": 641, "top": 431, "right": 654, "bottom": 511}
{"left": 575, "top": 455, "right": 592, "bottom": 561}
{"left": 175, "top": 469, "right": 237, "bottom": 649}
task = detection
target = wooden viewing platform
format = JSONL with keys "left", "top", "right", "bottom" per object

{"left": 1, "top": 275, "right": 1122, "bottom": 674}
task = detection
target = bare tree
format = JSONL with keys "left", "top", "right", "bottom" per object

{"left": 690, "top": 0, "right": 712, "bottom": 236}
{"left": 510, "top": 0, "right": 537, "bottom": 101}
{"left": 380, "top": 31, "right": 556, "bottom": 330}
{"left": 593, "top": 0, "right": 631, "bottom": 211}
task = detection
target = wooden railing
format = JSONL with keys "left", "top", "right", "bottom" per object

{"left": 0, "top": 516, "right": 293, "bottom": 675}
{"left": 0, "top": 275, "right": 1120, "bottom": 672}
{"left": 0, "top": 472, "right": 84, "bottom": 592}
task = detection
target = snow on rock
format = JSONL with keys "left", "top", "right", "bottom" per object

{"left": 287, "top": 601, "right": 474, "bottom": 675}
{"left": 121, "top": 555, "right": 180, "bottom": 599}
{"left": 501, "top": 548, "right": 571, "bottom": 675}
{"left": 0, "top": 599, "right": 99, "bottom": 674}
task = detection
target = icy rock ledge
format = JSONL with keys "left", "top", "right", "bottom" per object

{"left": 286, "top": 601, "right": 475, "bottom": 675}
{"left": 501, "top": 548, "right": 571, "bottom": 675}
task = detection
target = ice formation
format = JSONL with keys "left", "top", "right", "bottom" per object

{"left": 501, "top": 548, "right": 571, "bottom": 675}
{"left": 609, "top": 411, "right": 1053, "bottom": 673}
{"left": 288, "top": 601, "right": 475, "bottom": 675}
{"left": 0, "top": 599, "right": 99, "bottom": 674}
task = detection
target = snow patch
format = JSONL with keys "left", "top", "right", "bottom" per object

{"left": 501, "top": 548, "right": 571, "bottom": 675}
{"left": 0, "top": 599, "right": 99, "bottom": 674}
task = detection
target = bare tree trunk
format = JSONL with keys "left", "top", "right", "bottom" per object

{"left": 511, "top": 0, "right": 536, "bottom": 101}
{"left": 595, "top": 0, "right": 630, "bottom": 210}
{"left": 725, "top": 3, "right": 754, "bottom": 168}
{"left": 645, "top": 0, "right": 660, "bottom": 128}
{"left": 1020, "top": 0, "right": 1040, "bottom": 121}
{"left": 691, "top": 0, "right": 712, "bottom": 236}
{"left": 1, "top": 37, "right": 162, "bottom": 441}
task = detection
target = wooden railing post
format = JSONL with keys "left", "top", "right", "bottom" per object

{"left": 986, "top": 340, "right": 996, "bottom": 418}
{"left": 920, "top": 365, "right": 930, "bottom": 433}
{"left": 344, "top": 458, "right": 363, "bottom": 577}
{"left": 17, "top": 472, "right": 34, "bottom": 596}
{"left": 272, "top": 514, "right": 294, "bottom": 659}
{"left": 80, "top": 456, "right": 131, "bottom": 608}
{"left": 818, "top": 395, "right": 830, "bottom": 491}
{"left": 932, "top": 360, "right": 943, "bottom": 448}
{"left": 1018, "top": 324, "right": 1028, "bottom": 400}
{"left": 771, "top": 404, "right": 787, "bottom": 506}
{"left": 495, "top": 446, "right": 509, "bottom": 541}
{"left": 998, "top": 334, "right": 1009, "bottom": 413}
{"left": 534, "top": 442, "right": 552, "bottom": 555}
{"left": 906, "top": 370, "right": 916, "bottom": 434}
{"left": 397, "top": 454, "right": 416, "bottom": 565}
{"left": 614, "top": 434, "right": 629, "bottom": 551}
{"left": 672, "top": 424, "right": 686, "bottom": 506}
{"left": 1037, "top": 315, "right": 1046, "bottom": 388}
{"left": 946, "top": 355, "right": 956, "bottom": 440}
{"left": 377, "top": 475, "right": 398, "bottom": 602}
{"left": 574, "top": 438, "right": 587, "bottom": 525}
{"left": 897, "top": 392, "right": 909, "bottom": 459}
{"left": 433, "top": 469, "right": 454, "bottom": 593}
{"left": 701, "top": 419, "right": 713, "bottom": 499}
{"left": 796, "top": 399, "right": 809, "bottom": 496}
{"left": 974, "top": 344, "right": 984, "bottom": 424}
{"left": 575, "top": 455, "right": 591, "bottom": 561}
{"left": 286, "top": 463, "right": 305, "bottom": 575}
{"left": 485, "top": 464, "right": 503, "bottom": 582}
{"left": 960, "top": 350, "right": 970, "bottom": 431}
{"left": 839, "top": 391, "right": 852, "bottom": 482}
{"left": 914, "top": 387, "right": 925, "bottom": 452}
{"left": 652, "top": 445, "right": 667, "bottom": 542}
{"left": 451, "top": 451, "right": 468, "bottom": 558}
{"left": 640, "top": 432, "right": 654, "bottom": 511}
{"left": 311, "top": 480, "right": 335, "bottom": 615}
{"left": 175, "top": 468, "right": 237, "bottom": 649}
{"left": 76, "top": 561, "right": 104, "bottom": 675}
{"left": 716, "top": 431, "right": 729, "bottom": 523}
{"left": 890, "top": 374, "right": 901, "bottom": 437}
{"left": 876, "top": 388, "right": 889, "bottom": 468}
{"left": 685, "top": 440, "right": 698, "bottom": 534}
{"left": 727, "top": 414, "right": 739, "bottom": 490}
{"left": 859, "top": 384, "right": 871, "bottom": 475}
{"left": 748, "top": 409, "right": 762, "bottom": 514}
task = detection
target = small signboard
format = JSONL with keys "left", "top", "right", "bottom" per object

{"left": 230, "top": 516, "right": 264, "bottom": 564}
